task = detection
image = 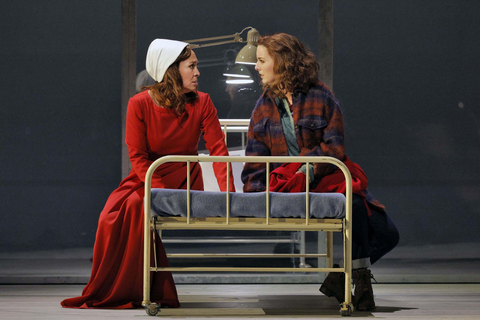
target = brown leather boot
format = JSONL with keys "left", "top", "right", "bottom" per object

{"left": 353, "top": 268, "right": 376, "bottom": 311}
{"left": 319, "top": 264, "right": 346, "bottom": 304}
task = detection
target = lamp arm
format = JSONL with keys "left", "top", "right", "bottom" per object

{"left": 185, "top": 33, "right": 242, "bottom": 44}
{"left": 185, "top": 27, "right": 256, "bottom": 49}
{"left": 188, "top": 37, "right": 243, "bottom": 49}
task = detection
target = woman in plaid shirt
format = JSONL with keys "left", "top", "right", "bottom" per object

{"left": 241, "top": 33, "right": 399, "bottom": 311}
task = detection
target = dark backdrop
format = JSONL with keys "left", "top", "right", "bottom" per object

{"left": 1, "top": 0, "right": 479, "bottom": 252}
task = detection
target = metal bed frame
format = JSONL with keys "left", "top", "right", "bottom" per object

{"left": 142, "top": 155, "right": 353, "bottom": 316}
{"left": 165, "top": 119, "right": 311, "bottom": 269}
{"left": 218, "top": 120, "right": 321, "bottom": 269}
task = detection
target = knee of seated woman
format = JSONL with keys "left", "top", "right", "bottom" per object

{"left": 386, "top": 222, "right": 400, "bottom": 250}
{"left": 373, "top": 213, "right": 400, "bottom": 251}
{"left": 351, "top": 194, "right": 370, "bottom": 215}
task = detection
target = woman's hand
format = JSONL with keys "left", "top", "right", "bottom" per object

{"left": 295, "top": 170, "right": 312, "bottom": 183}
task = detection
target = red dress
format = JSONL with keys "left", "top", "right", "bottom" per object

{"left": 61, "top": 91, "right": 233, "bottom": 309}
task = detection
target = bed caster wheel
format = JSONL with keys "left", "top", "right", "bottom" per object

{"left": 144, "top": 303, "right": 160, "bottom": 316}
{"left": 340, "top": 302, "right": 353, "bottom": 316}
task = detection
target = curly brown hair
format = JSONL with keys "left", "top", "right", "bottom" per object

{"left": 258, "top": 33, "right": 319, "bottom": 98}
{"left": 141, "top": 46, "right": 197, "bottom": 114}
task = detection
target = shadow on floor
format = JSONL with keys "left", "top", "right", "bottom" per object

{"left": 174, "top": 294, "right": 416, "bottom": 317}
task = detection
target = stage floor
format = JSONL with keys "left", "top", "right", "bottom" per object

{"left": 1, "top": 243, "right": 480, "bottom": 319}
{"left": 1, "top": 283, "right": 480, "bottom": 319}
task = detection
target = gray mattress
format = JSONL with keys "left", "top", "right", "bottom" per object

{"left": 150, "top": 189, "right": 345, "bottom": 219}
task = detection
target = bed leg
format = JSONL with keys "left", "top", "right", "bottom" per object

{"left": 143, "top": 301, "right": 160, "bottom": 316}
{"left": 326, "top": 231, "right": 333, "bottom": 268}
{"left": 143, "top": 216, "right": 152, "bottom": 311}
{"left": 299, "top": 231, "right": 308, "bottom": 268}
{"left": 340, "top": 302, "right": 353, "bottom": 316}
{"left": 340, "top": 259, "right": 353, "bottom": 316}
{"left": 152, "top": 218, "right": 158, "bottom": 269}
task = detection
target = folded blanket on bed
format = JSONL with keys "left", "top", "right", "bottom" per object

{"left": 150, "top": 189, "right": 345, "bottom": 219}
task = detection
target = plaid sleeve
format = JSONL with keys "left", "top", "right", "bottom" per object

{"left": 241, "top": 117, "right": 271, "bottom": 192}
{"left": 301, "top": 93, "right": 346, "bottom": 178}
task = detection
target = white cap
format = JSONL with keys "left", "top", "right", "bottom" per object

{"left": 146, "top": 39, "right": 188, "bottom": 82}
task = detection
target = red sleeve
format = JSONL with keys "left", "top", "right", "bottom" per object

{"left": 200, "top": 94, "right": 235, "bottom": 192}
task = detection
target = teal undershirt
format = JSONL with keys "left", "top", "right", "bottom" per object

{"left": 275, "top": 97, "right": 314, "bottom": 179}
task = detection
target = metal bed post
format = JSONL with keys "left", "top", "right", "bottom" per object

{"left": 326, "top": 231, "right": 334, "bottom": 268}
{"left": 265, "top": 162, "right": 270, "bottom": 225}
{"left": 142, "top": 153, "right": 154, "bottom": 314}
{"left": 226, "top": 159, "right": 230, "bottom": 225}
{"left": 187, "top": 161, "right": 191, "bottom": 224}
{"left": 300, "top": 161, "right": 311, "bottom": 268}
{"left": 337, "top": 158, "right": 353, "bottom": 315}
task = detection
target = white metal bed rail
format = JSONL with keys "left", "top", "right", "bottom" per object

{"left": 219, "top": 118, "right": 250, "bottom": 148}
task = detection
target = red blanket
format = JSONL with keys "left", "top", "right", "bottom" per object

{"left": 269, "top": 156, "right": 374, "bottom": 216}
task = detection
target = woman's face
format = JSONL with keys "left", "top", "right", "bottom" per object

{"left": 255, "top": 45, "right": 275, "bottom": 85}
{"left": 179, "top": 50, "right": 200, "bottom": 93}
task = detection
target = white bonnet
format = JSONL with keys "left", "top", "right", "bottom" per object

{"left": 146, "top": 39, "right": 188, "bottom": 82}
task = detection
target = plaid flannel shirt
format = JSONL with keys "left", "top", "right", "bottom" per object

{"left": 242, "top": 82, "right": 345, "bottom": 192}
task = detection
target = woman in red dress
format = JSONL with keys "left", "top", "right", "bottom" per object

{"left": 61, "top": 39, "right": 234, "bottom": 309}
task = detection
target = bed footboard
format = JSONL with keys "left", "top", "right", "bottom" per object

{"left": 142, "top": 155, "right": 353, "bottom": 316}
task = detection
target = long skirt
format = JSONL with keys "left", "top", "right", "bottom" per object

{"left": 61, "top": 175, "right": 180, "bottom": 309}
